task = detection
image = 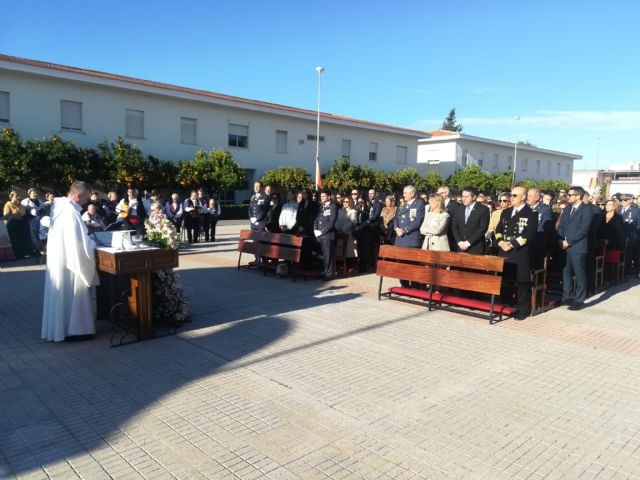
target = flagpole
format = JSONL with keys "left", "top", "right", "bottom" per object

{"left": 512, "top": 115, "right": 520, "bottom": 189}
{"left": 315, "top": 66, "right": 325, "bottom": 190}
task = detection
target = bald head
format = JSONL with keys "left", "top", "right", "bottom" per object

{"left": 526, "top": 187, "right": 541, "bottom": 207}
{"left": 511, "top": 186, "right": 527, "bottom": 208}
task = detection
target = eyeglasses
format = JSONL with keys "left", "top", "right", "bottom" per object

{"left": 499, "top": 199, "right": 509, "bottom": 203}
{"left": 568, "top": 193, "right": 580, "bottom": 197}
{"left": 510, "top": 193, "right": 520, "bottom": 197}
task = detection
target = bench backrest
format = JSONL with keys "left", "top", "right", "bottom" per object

{"left": 238, "top": 230, "right": 303, "bottom": 263}
{"left": 377, "top": 245, "right": 505, "bottom": 295}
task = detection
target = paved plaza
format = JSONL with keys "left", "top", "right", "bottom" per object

{"left": 2, "top": 222, "right": 640, "bottom": 479}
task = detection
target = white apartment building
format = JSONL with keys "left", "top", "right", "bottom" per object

{"left": 418, "top": 130, "right": 581, "bottom": 184}
{"left": 0, "top": 54, "right": 425, "bottom": 200}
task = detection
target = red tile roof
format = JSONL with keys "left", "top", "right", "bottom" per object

{"left": 426, "top": 129, "right": 459, "bottom": 137}
{"left": 0, "top": 53, "right": 428, "bottom": 137}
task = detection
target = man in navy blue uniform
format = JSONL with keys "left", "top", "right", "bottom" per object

{"left": 496, "top": 186, "right": 538, "bottom": 319}
{"left": 314, "top": 190, "right": 338, "bottom": 280}
{"left": 393, "top": 185, "right": 426, "bottom": 248}
{"left": 248, "top": 181, "right": 270, "bottom": 232}
{"left": 618, "top": 194, "right": 640, "bottom": 275}
{"left": 557, "top": 186, "right": 593, "bottom": 310}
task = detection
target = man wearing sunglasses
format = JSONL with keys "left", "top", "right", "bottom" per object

{"left": 557, "top": 186, "right": 593, "bottom": 310}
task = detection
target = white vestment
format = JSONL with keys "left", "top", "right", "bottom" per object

{"left": 41, "top": 197, "right": 99, "bottom": 342}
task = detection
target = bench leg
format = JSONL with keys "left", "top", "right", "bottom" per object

{"left": 237, "top": 252, "right": 242, "bottom": 270}
{"left": 378, "top": 276, "right": 383, "bottom": 301}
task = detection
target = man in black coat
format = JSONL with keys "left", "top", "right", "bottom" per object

{"left": 437, "top": 185, "right": 459, "bottom": 251}
{"left": 314, "top": 190, "right": 338, "bottom": 280}
{"left": 527, "top": 187, "right": 554, "bottom": 270}
{"left": 496, "top": 186, "right": 539, "bottom": 319}
{"left": 393, "top": 185, "right": 426, "bottom": 248}
{"left": 451, "top": 186, "right": 490, "bottom": 254}
{"left": 557, "top": 186, "right": 593, "bottom": 310}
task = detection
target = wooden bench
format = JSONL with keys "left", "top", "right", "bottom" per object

{"left": 376, "top": 245, "right": 517, "bottom": 323}
{"left": 238, "top": 229, "right": 313, "bottom": 279}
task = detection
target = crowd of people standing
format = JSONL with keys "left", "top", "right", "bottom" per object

{"left": 247, "top": 181, "right": 640, "bottom": 319}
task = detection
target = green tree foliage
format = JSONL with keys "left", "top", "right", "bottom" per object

{"left": 98, "top": 137, "right": 151, "bottom": 190}
{"left": 447, "top": 165, "right": 491, "bottom": 192}
{"left": 386, "top": 168, "right": 423, "bottom": 193}
{"left": 422, "top": 170, "right": 445, "bottom": 191}
{"left": 260, "top": 166, "right": 313, "bottom": 192}
{"left": 176, "top": 148, "right": 247, "bottom": 192}
{"left": 537, "top": 179, "right": 570, "bottom": 192}
{"left": 147, "top": 155, "right": 179, "bottom": 192}
{"left": 23, "top": 135, "right": 104, "bottom": 195}
{"left": 322, "top": 157, "right": 364, "bottom": 192}
{"left": 0, "top": 128, "right": 27, "bottom": 191}
{"left": 489, "top": 169, "right": 513, "bottom": 193}
{"left": 518, "top": 179, "right": 539, "bottom": 189}
{"left": 441, "top": 108, "right": 463, "bottom": 132}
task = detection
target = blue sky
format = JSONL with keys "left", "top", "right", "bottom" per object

{"left": 3, "top": 0, "right": 639, "bottom": 169}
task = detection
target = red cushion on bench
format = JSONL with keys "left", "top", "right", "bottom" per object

{"left": 605, "top": 250, "right": 621, "bottom": 263}
{"left": 439, "top": 295, "right": 517, "bottom": 315}
{"left": 388, "top": 287, "right": 443, "bottom": 302}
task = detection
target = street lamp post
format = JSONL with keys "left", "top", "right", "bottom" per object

{"left": 314, "top": 66, "right": 325, "bottom": 190}
{"left": 512, "top": 115, "right": 520, "bottom": 188}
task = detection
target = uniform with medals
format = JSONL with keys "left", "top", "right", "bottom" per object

{"left": 313, "top": 200, "right": 338, "bottom": 279}
{"left": 619, "top": 203, "right": 640, "bottom": 274}
{"left": 495, "top": 204, "right": 538, "bottom": 319}
{"left": 392, "top": 198, "right": 426, "bottom": 248}
{"left": 248, "top": 192, "right": 270, "bottom": 231}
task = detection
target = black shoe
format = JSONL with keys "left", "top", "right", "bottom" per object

{"left": 66, "top": 334, "right": 95, "bottom": 342}
{"left": 568, "top": 302, "right": 585, "bottom": 311}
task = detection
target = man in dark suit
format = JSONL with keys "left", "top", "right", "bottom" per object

{"left": 393, "top": 185, "right": 426, "bottom": 287}
{"left": 582, "top": 191, "right": 602, "bottom": 294}
{"left": 354, "top": 188, "right": 383, "bottom": 272}
{"left": 313, "top": 190, "right": 338, "bottom": 280}
{"left": 527, "top": 187, "right": 554, "bottom": 270}
{"left": 451, "top": 186, "right": 490, "bottom": 254}
{"left": 557, "top": 186, "right": 593, "bottom": 310}
{"left": 437, "top": 185, "right": 459, "bottom": 251}
{"left": 496, "top": 187, "right": 538, "bottom": 319}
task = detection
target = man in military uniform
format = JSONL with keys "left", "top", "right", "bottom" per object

{"left": 393, "top": 185, "right": 426, "bottom": 287}
{"left": 248, "top": 181, "right": 270, "bottom": 232}
{"left": 495, "top": 186, "right": 538, "bottom": 320}
{"left": 618, "top": 195, "right": 640, "bottom": 275}
{"left": 313, "top": 190, "right": 338, "bottom": 280}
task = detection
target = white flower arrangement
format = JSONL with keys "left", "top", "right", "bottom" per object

{"left": 151, "top": 269, "right": 189, "bottom": 324}
{"left": 144, "top": 217, "right": 180, "bottom": 250}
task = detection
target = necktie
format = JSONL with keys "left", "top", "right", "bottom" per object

{"left": 570, "top": 207, "right": 576, "bottom": 217}
{"left": 464, "top": 207, "right": 471, "bottom": 223}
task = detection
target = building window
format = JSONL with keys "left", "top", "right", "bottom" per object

{"left": 396, "top": 146, "right": 408, "bottom": 165}
{"left": 566, "top": 164, "right": 570, "bottom": 177}
{"left": 306, "top": 134, "right": 325, "bottom": 142}
{"left": 228, "top": 123, "right": 249, "bottom": 148}
{"left": 126, "top": 109, "right": 144, "bottom": 139}
{"left": 0, "top": 91, "right": 9, "bottom": 123}
{"left": 493, "top": 153, "right": 499, "bottom": 169}
{"left": 369, "top": 142, "right": 378, "bottom": 162}
{"left": 536, "top": 159, "right": 541, "bottom": 173}
{"left": 61, "top": 100, "right": 82, "bottom": 131}
{"left": 478, "top": 151, "right": 484, "bottom": 168}
{"left": 546, "top": 161, "right": 551, "bottom": 174}
{"left": 507, "top": 155, "right": 513, "bottom": 170}
{"left": 181, "top": 117, "right": 197, "bottom": 144}
{"left": 522, "top": 158, "right": 528, "bottom": 172}
{"left": 341, "top": 139, "right": 351, "bottom": 160}
{"left": 556, "top": 162, "right": 561, "bottom": 175}
{"left": 276, "top": 130, "right": 287, "bottom": 154}
{"left": 462, "top": 149, "right": 469, "bottom": 166}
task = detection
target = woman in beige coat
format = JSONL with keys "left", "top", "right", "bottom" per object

{"left": 420, "top": 194, "right": 450, "bottom": 251}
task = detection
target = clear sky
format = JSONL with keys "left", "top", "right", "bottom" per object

{"left": 3, "top": 0, "right": 639, "bottom": 169}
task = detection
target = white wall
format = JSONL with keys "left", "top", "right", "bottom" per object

{"left": 418, "top": 137, "right": 575, "bottom": 184}
{"left": 0, "top": 69, "right": 419, "bottom": 185}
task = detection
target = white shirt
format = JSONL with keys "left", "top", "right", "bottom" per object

{"left": 279, "top": 202, "right": 298, "bottom": 230}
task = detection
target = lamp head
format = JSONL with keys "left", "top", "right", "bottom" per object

{"left": 315, "top": 66, "right": 325, "bottom": 74}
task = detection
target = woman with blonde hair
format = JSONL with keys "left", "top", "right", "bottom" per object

{"left": 420, "top": 193, "right": 450, "bottom": 251}
{"left": 335, "top": 196, "right": 358, "bottom": 259}
{"left": 3, "top": 191, "right": 35, "bottom": 259}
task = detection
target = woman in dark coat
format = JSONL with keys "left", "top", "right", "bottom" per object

{"left": 265, "top": 192, "right": 282, "bottom": 233}
{"left": 597, "top": 199, "right": 624, "bottom": 251}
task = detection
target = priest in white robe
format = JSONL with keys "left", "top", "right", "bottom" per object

{"left": 42, "top": 181, "right": 99, "bottom": 342}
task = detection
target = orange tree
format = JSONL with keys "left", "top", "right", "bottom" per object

{"left": 176, "top": 148, "right": 247, "bottom": 193}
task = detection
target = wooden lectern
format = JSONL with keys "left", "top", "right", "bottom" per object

{"left": 96, "top": 247, "right": 179, "bottom": 340}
